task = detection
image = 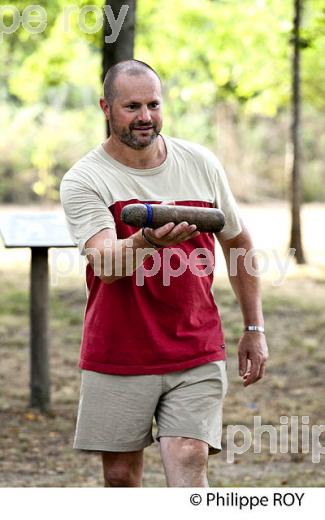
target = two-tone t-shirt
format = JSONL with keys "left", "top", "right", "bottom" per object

{"left": 60, "top": 135, "right": 242, "bottom": 375}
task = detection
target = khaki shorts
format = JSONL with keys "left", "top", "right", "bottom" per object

{"left": 73, "top": 360, "right": 228, "bottom": 455}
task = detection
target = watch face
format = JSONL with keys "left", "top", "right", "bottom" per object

{"left": 245, "top": 326, "right": 264, "bottom": 333}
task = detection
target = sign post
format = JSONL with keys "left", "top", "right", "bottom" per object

{"left": 0, "top": 212, "right": 75, "bottom": 412}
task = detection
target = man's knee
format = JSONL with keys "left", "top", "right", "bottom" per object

{"left": 169, "top": 438, "right": 208, "bottom": 470}
{"left": 103, "top": 464, "right": 139, "bottom": 487}
{"left": 102, "top": 452, "right": 143, "bottom": 487}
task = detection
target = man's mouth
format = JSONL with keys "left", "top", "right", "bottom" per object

{"left": 133, "top": 126, "right": 153, "bottom": 131}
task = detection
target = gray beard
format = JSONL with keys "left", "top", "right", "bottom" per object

{"left": 119, "top": 128, "right": 160, "bottom": 150}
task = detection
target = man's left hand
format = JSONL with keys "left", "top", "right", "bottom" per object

{"left": 237, "top": 332, "right": 269, "bottom": 387}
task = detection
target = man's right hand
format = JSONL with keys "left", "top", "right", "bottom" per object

{"left": 143, "top": 221, "right": 200, "bottom": 248}
{"left": 141, "top": 200, "right": 200, "bottom": 248}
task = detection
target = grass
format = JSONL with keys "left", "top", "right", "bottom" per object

{"left": 0, "top": 268, "right": 324, "bottom": 486}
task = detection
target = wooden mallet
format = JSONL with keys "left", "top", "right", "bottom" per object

{"left": 121, "top": 203, "right": 225, "bottom": 233}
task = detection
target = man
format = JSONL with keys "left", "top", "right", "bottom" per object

{"left": 60, "top": 59, "right": 268, "bottom": 487}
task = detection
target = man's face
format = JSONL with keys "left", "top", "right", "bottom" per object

{"left": 107, "top": 72, "right": 163, "bottom": 150}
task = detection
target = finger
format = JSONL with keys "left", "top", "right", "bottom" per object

{"left": 243, "top": 370, "right": 259, "bottom": 387}
{"left": 153, "top": 221, "right": 188, "bottom": 241}
{"left": 149, "top": 222, "right": 194, "bottom": 244}
{"left": 177, "top": 228, "right": 200, "bottom": 242}
{"left": 182, "top": 230, "right": 201, "bottom": 242}
{"left": 150, "top": 222, "right": 175, "bottom": 239}
{"left": 169, "top": 221, "right": 190, "bottom": 234}
{"left": 258, "top": 361, "right": 266, "bottom": 380}
{"left": 243, "top": 376, "right": 260, "bottom": 387}
{"left": 172, "top": 223, "right": 197, "bottom": 241}
{"left": 238, "top": 352, "right": 247, "bottom": 376}
{"left": 243, "top": 362, "right": 263, "bottom": 386}
{"left": 242, "top": 371, "right": 251, "bottom": 386}
{"left": 244, "top": 361, "right": 260, "bottom": 385}
{"left": 168, "top": 222, "right": 195, "bottom": 240}
{"left": 149, "top": 222, "right": 198, "bottom": 245}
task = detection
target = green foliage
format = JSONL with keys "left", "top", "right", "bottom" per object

{"left": 0, "top": 102, "right": 104, "bottom": 202}
{"left": 8, "top": 12, "right": 101, "bottom": 103}
{"left": 136, "top": 0, "right": 324, "bottom": 115}
{"left": 0, "top": 0, "right": 324, "bottom": 202}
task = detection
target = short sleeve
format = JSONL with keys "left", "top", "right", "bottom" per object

{"left": 212, "top": 157, "right": 242, "bottom": 240}
{"left": 60, "top": 177, "right": 116, "bottom": 255}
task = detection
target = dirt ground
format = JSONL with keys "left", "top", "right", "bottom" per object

{"left": 0, "top": 203, "right": 324, "bottom": 487}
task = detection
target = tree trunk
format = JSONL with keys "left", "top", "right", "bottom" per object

{"left": 289, "top": 0, "right": 305, "bottom": 263}
{"left": 102, "top": 0, "right": 136, "bottom": 137}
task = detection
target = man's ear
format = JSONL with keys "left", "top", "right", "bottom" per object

{"left": 99, "top": 98, "right": 110, "bottom": 120}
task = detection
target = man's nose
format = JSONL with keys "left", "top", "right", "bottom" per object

{"left": 139, "top": 106, "right": 151, "bottom": 122}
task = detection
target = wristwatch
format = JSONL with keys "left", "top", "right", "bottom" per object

{"left": 244, "top": 325, "right": 265, "bottom": 333}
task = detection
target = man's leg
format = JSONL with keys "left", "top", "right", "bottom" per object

{"left": 102, "top": 449, "right": 144, "bottom": 487}
{"left": 159, "top": 437, "right": 209, "bottom": 487}
{"left": 74, "top": 371, "right": 162, "bottom": 486}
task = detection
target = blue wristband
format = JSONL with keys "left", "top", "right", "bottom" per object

{"left": 144, "top": 203, "right": 153, "bottom": 227}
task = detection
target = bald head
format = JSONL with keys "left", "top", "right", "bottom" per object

{"left": 103, "top": 60, "right": 161, "bottom": 106}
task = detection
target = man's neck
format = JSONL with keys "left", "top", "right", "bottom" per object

{"left": 103, "top": 135, "right": 167, "bottom": 169}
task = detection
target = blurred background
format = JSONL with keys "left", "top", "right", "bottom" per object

{"left": 0, "top": 0, "right": 324, "bottom": 487}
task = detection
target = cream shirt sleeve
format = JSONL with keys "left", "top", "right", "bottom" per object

{"left": 211, "top": 157, "right": 242, "bottom": 240}
{"left": 60, "top": 176, "right": 116, "bottom": 255}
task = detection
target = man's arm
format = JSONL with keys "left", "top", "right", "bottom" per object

{"left": 85, "top": 221, "right": 199, "bottom": 285}
{"left": 217, "top": 225, "right": 269, "bottom": 386}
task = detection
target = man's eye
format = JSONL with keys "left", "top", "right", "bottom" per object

{"left": 127, "top": 104, "right": 137, "bottom": 110}
{"left": 149, "top": 102, "right": 159, "bottom": 109}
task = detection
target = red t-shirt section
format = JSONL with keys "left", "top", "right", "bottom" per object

{"left": 80, "top": 200, "right": 226, "bottom": 375}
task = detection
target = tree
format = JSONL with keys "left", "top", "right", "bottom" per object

{"left": 289, "top": 0, "right": 306, "bottom": 263}
{"left": 1, "top": 0, "right": 324, "bottom": 203}
{"left": 102, "top": 0, "right": 136, "bottom": 136}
